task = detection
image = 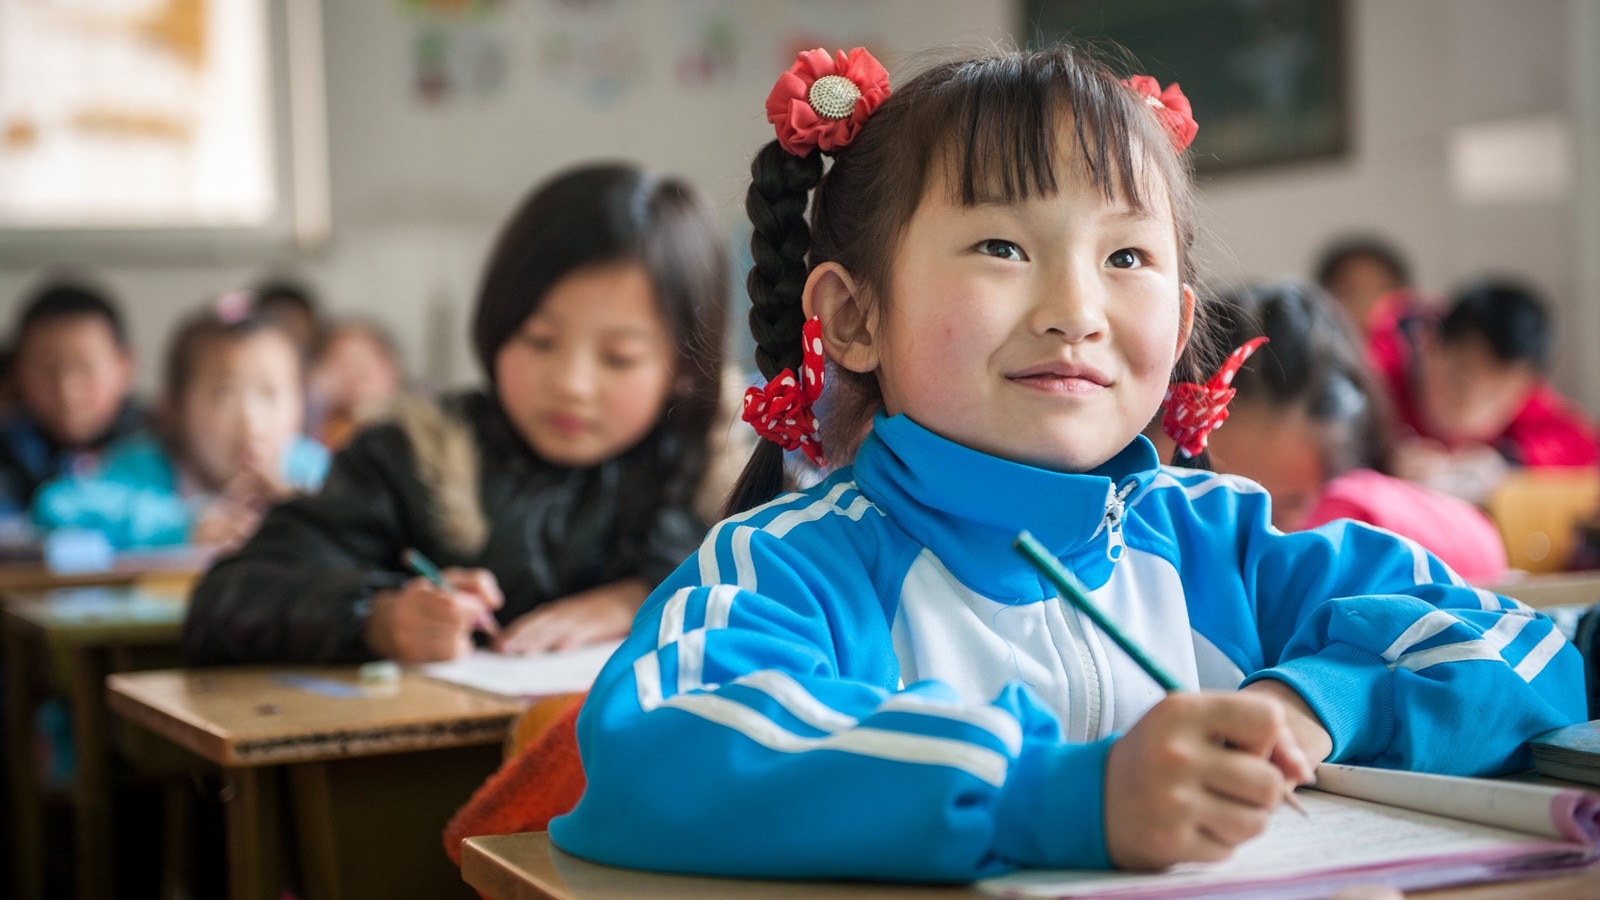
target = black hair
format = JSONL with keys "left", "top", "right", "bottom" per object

{"left": 1313, "top": 236, "right": 1411, "bottom": 292}
{"left": 13, "top": 278, "right": 130, "bottom": 349}
{"left": 728, "top": 43, "right": 1213, "bottom": 515}
{"left": 251, "top": 278, "right": 320, "bottom": 319}
{"left": 472, "top": 162, "right": 728, "bottom": 549}
{"left": 1212, "top": 279, "right": 1393, "bottom": 477}
{"left": 1437, "top": 279, "right": 1551, "bottom": 372}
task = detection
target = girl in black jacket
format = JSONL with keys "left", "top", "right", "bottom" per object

{"left": 184, "top": 164, "right": 727, "bottom": 664}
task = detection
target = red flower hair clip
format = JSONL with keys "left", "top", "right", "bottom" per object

{"left": 766, "top": 48, "right": 891, "bottom": 157}
{"left": 743, "top": 316, "right": 828, "bottom": 466}
{"left": 1122, "top": 75, "right": 1199, "bottom": 153}
{"left": 1162, "top": 337, "right": 1268, "bottom": 459}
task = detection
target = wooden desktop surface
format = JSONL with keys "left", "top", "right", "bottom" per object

{"left": 106, "top": 666, "right": 526, "bottom": 767}
{"left": 460, "top": 832, "right": 1600, "bottom": 900}
{"left": 0, "top": 545, "right": 210, "bottom": 594}
{"left": 3, "top": 584, "right": 188, "bottom": 646}
{"left": 1485, "top": 569, "right": 1600, "bottom": 610}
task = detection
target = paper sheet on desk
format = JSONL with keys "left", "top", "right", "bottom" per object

{"left": 417, "top": 641, "right": 622, "bottom": 698}
{"left": 982, "top": 777, "right": 1598, "bottom": 899}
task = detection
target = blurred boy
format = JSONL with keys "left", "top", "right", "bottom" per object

{"left": 0, "top": 281, "right": 143, "bottom": 512}
{"left": 1381, "top": 280, "right": 1599, "bottom": 475}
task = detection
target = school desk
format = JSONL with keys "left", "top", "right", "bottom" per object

{"left": 1484, "top": 569, "right": 1600, "bottom": 609}
{"left": 0, "top": 543, "right": 211, "bottom": 594}
{"left": 3, "top": 584, "right": 190, "bottom": 900}
{"left": 457, "top": 831, "right": 1600, "bottom": 900}
{"left": 107, "top": 666, "right": 527, "bottom": 900}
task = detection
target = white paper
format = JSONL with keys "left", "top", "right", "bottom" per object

{"left": 417, "top": 641, "right": 622, "bottom": 698}
{"left": 982, "top": 786, "right": 1583, "bottom": 898}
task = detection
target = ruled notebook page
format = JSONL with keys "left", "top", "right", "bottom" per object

{"left": 982, "top": 789, "right": 1581, "bottom": 899}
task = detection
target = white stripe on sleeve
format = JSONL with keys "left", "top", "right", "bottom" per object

{"left": 1513, "top": 629, "right": 1568, "bottom": 682}
{"left": 1381, "top": 610, "right": 1459, "bottom": 662}
{"left": 663, "top": 692, "right": 1010, "bottom": 787}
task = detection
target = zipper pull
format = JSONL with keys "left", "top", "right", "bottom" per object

{"left": 1103, "top": 481, "right": 1135, "bottom": 562}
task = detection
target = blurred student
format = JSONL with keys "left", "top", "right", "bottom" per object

{"left": 1197, "top": 280, "right": 1507, "bottom": 582}
{"left": 306, "top": 319, "right": 406, "bottom": 450}
{"left": 33, "top": 294, "right": 329, "bottom": 549}
{"left": 1313, "top": 235, "right": 1412, "bottom": 331}
{"left": 0, "top": 278, "right": 143, "bottom": 513}
{"left": 1377, "top": 280, "right": 1599, "bottom": 483}
{"left": 250, "top": 277, "right": 322, "bottom": 357}
{"left": 183, "top": 164, "right": 728, "bottom": 665}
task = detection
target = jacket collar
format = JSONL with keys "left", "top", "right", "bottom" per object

{"left": 850, "top": 413, "right": 1159, "bottom": 600}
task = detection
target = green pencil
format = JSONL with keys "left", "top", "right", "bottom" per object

{"left": 1014, "top": 531, "right": 1182, "bottom": 691}
{"left": 1014, "top": 530, "right": 1308, "bottom": 816}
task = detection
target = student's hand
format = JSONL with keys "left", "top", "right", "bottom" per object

{"left": 189, "top": 498, "right": 262, "bottom": 550}
{"left": 1240, "top": 678, "right": 1334, "bottom": 769}
{"left": 1103, "top": 691, "right": 1315, "bottom": 870}
{"left": 364, "top": 567, "right": 504, "bottom": 663}
{"left": 230, "top": 461, "right": 294, "bottom": 508}
{"left": 496, "top": 578, "right": 649, "bottom": 654}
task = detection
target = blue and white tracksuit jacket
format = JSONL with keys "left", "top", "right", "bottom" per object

{"left": 551, "top": 413, "right": 1583, "bottom": 881}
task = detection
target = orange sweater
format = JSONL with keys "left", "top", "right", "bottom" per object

{"left": 443, "top": 694, "right": 587, "bottom": 866}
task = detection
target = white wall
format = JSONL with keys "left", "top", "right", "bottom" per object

{"left": 1, "top": 0, "right": 1592, "bottom": 409}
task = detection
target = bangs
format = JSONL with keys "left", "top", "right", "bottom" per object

{"left": 922, "top": 54, "right": 1165, "bottom": 214}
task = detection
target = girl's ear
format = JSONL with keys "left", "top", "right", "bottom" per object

{"left": 1175, "top": 283, "right": 1197, "bottom": 358}
{"left": 802, "top": 262, "right": 879, "bottom": 374}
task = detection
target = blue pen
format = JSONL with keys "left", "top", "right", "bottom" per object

{"left": 1014, "top": 530, "right": 1307, "bottom": 815}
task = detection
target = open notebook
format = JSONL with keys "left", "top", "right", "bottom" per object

{"left": 981, "top": 763, "right": 1600, "bottom": 899}
{"left": 417, "top": 641, "right": 622, "bottom": 699}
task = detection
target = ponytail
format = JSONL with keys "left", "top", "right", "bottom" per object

{"left": 723, "top": 142, "right": 824, "bottom": 517}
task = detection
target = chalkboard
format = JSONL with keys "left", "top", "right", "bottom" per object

{"left": 1023, "top": 0, "right": 1348, "bottom": 173}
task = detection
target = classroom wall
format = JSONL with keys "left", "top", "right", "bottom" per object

{"left": 0, "top": 0, "right": 1593, "bottom": 409}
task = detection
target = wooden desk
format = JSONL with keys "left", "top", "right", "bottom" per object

{"left": 3, "top": 585, "right": 189, "bottom": 900}
{"left": 459, "top": 831, "right": 1600, "bottom": 900}
{"left": 0, "top": 544, "right": 211, "bottom": 594}
{"left": 1483, "top": 570, "right": 1600, "bottom": 610}
{"left": 108, "top": 667, "right": 527, "bottom": 900}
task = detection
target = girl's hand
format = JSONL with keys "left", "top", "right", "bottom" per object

{"left": 364, "top": 568, "right": 504, "bottom": 663}
{"left": 189, "top": 498, "right": 262, "bottom": 550}
{"left": 230, "top": 461, "right": 294, "bottom": 508}
{"left": 496, "top": 578, "right": 649, "bottom": 654}
{"left": 1104, "top": 691, "right": 1314, "bottom": 870}
{"left": 1240, "top": 678, "right": 1334, "bottom": 769}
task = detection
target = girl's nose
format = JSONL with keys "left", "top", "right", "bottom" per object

{"left": 551, "top": 349, "right": 598, "bottom": 399}
{"left": 1030, "top": 264, "right": 1108, "bottom": 342}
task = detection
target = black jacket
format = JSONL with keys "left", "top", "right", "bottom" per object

{"left": 182, "top": 391, "right": 706, "bottom": 664}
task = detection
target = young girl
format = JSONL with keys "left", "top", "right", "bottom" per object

{"left": 550, "top": 47, "right": 1582, "bottom": 879}
{"left": 33, "top": 297, "right": 328, "bottom": 549}
{"left": 183, "top": 164, "right": 728, "bottom": 664}
{"left": 1188, "top": 279, "right": 1507, "bottom": 581}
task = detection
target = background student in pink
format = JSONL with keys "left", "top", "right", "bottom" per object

{"left": 1375, "top": 279, "right": 1600, "bottom": 470}
{"left": 1193, "top": 279, "right": 1507, "bottom": 582}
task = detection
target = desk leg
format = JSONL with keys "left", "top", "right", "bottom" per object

{"left": 289, "top": 762, "right": 341, "bottom": 900}
{"left": 4, "top": 624, "right": 42, "bottom": 900}
{"left": 68, "top": 647, "right": 113, "bottom": 900}
{"left": 224, "top": 767, "right": 282, "bottom": 900}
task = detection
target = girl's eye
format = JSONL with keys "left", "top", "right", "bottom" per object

{"left": 1106, "top": 248, "right": 1146, "bottom": 269}
{"left": 522, "top": 334, "right": 556, "bottom": 352}
{"left": 975, "top": 239, "right": 1026, "bottom": 262}
{"left": 603, "top": 354, "right": 643, "bottom": 370}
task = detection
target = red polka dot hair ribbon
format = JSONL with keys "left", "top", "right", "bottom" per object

{"left": 1162, "top": 337, "right": 1269, "bottom": 459}
{"left": 742, "top": 316, "right": 828, "bottom": 467}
